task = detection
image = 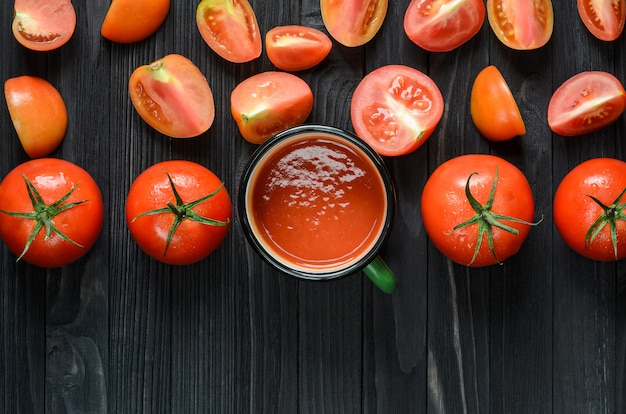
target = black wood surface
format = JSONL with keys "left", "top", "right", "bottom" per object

{"left": 1, "top": 1, "right": 625, "bottom": 413}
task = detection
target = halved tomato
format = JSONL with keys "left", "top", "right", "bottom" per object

{"left": 320, "top": 0, "right": 388, "bottom": 47}
{"left": 102, "top": 0, "right": 170, "bottom": 43}
{"left": 486, "top": 0, "right": 553, "bottom": 50}
{"left": 230, "top": 72, "right": 313, "bottom": 144}
{"left": 129, "top": 54, "right": 215, "bottom": 138}
{"left": 547, "top": 71, "right": 626, "bottom": 137}
{"left": 350, "top": 65, "right": 444, "bottom": 157}
{"left": 403, "top": 0, "right": 485, "bottom": 52}
{"left": 196, "top": 0, "right": 262, "bottom": 63}
{"left": 577, "top": 0, "right": 625, "bottom": 41}
{"left": 266, "top": 25, "right": 332, "bottom": 72}
{"left": 12, "top": 0, "right": 76, "bottom": 51}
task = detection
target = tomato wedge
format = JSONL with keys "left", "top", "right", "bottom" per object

{"left": 12, "top": 0, "right": 76, "bottom": 51}
{"left": 196, "top": 0, "right": 262, "bottom": 63}
{"left": 230, "top": 72, "right": 314, "bottom": 144}
{"left": 102, "top": 0, "right": 170, "bottom": 43}
{"left": 350, "top": 65, "right": 444, "bottom": 157}
{"left": 577, "top": 0, "right": 625, "bottom": 41}
{"left": 320, "top": 0, "right": 388, "bottom": 47}
{"left": 547, "top": 71, "right": 626, "bottom": 137}
{"left": 266, "top": 25, "right": 332, "bottom": 72}
{"left": 403, "top": 0, "right": 486, "bottom": 52}
{"left": 486, "top": 0, "right": 553, "bottom": 50}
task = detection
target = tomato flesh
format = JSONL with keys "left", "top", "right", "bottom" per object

{"left": 196, "top": 0, "right": 262, "bottom": 63}
{"left": 577, "top": 0, "right": 625, "bottom": 41}
{"left": 404, "top": 0, "right": 485, "bottom": 52}
{"left": 266, "top": 25, "right": 332, "bottom": 71}
{"left": 487, "top": 0, "right": 553, "bottom": 50}
{"left": 321, "top": 0, "right": 388, "bottom": 47}
{"left": 102, "top": 0, "right": 170, "bottom": 43}
{"left": 548, "top": 71, "right": 626, "bottom": 137}
{"left": 350, "top": 65, "right": 444, "bottom": 157}
{"left": 12, "top": 0, "right": 76, "bottom": 51}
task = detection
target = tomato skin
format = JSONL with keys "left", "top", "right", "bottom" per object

{"left": 547, "top": 71, "right": 626, "bottom": 137}
{"left": 470, "top": 66, "right": 525, "bottom": 141}
{"left": 265, "top": 26, "right": 333, "bottom": 72}
{"left": 577, "top": 0, "right": 625, "bottom": 41}
{"left": 230, "top": 72, "right": 314, "bottom": 144}
{"left": 0, "top": 159, "right": 104, "bottom": 268}
{"left": 403, "top": 0, "right": 485, "bottom": 52}
{"left": 4, "top": 76, "right": 68, "bottom": 158}
{"left": 12, "top": 0, "right": 76, "bottom": 51}
{"left": 321, "top": 0, "right": 388, "bottom": 47}
{"left": 196, "top": 0, "right": 262, "bottom": 63}
{"left": 421, "top": 154, "right": 536, "bottom": 267}
{"left": 102, "top": 0, "right": 170, "bottom": 43}
{"left": 487, "top": 0, "right": 554, "bottom": 50}
{"left": 126, "top": 161, "right": 232, "bottom": 265}
{"left": 554, "top": 158, "right": 626, "bottom": 261}
{"left": 350, "top": 65, "right": 444, "bottom": 157}
{"left": 128, "top": 54, "right": 215, "bottom": 139}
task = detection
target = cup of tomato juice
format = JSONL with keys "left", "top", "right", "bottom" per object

{"left": 238, "top": 125, "right": 397, "bottom": 293}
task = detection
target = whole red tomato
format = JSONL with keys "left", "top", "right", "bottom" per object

{"left": 421, "top": 154, "right": 540, "bottom": 266}
{"left": 12, "top": 0, "right": 76, "bottom": 51}
{"left": 554, "top": 158, "right": 626, "bottom": 261}
{"left": 126, "top": 160, "right": 232, "bottom": 265}
{"left": 0, "top": 158, "right": 104, "bottom": 268}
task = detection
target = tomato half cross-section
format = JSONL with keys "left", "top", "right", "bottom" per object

{"left": 350, "top": 65, "right": 444, "bottom": 157}
{"left": 547, "top": 71, "right": 626, "bottom": 137}
{"left": 554, "top": 158, "right": 626, "bottom": 261}
{"left": 196, "top": 0, "right": 262, "bottom": 63}
{"left": 321, "top": 0, "right": 388, "bottom": 47}
{"left": 126, "top": 160, "right": 232, "bottom": 265}
{"left": 4, "top": 76, "right": 68, "bottom": 158}
{"left": 101, "top": 0, "right": 170, "bottom": 43}
{"left": 12, "top": 0, "right": 76, "bottom": 51}
{"left": 0, "top": 158, "right": 104, "bottom": 268}
{"left": 421, "top": 154, "right": 540, "bottom": 267}
{"left": 403, "top": 0, "right": 485, "bottom": 52}
{"left": 577, "top": 0, "right": 625, "bottom": 41}
{"left": 129, "top": 54, "right": 215, "bottom": 138}
{"left": 266, "top": 25, "right": 332, "bottom": 72}
{"left": 487, "top": 0, "right": 553, "bottom": 50}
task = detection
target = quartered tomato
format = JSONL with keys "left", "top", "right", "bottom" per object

{"left": 128, "top": 54, "right": 215, "bottom": 138}
{"left": 470, "top": 65, "right": 525, "bottom": 141}
{"left": 0, "top": 158, "right": 104, "bottom": 268}
{"left": 101, "top": 0, "right": 170, "bottom": 43}
{"left": 487, "top": 0, "right": 553, "bottom": 50}
{"left": 265, "top": 25, "right": 332, "bottom": 72}
{"left": 403, "top": 0, "right": 485, "bottom": 52}
{"left": 320, "top": 0, "right": 388, "bottom": 47}
{"left": 126, "top": 160, "right": 232, "bottom": 265}
{"left": 350, "top": 65, "right": 444, "bottom": 157}
{"left": 196, "top": 0, "right": 262, "bottom": 63}
{"left": 547, "top": 71, "right": 626, "bottom": 137}
{"left": 421, "top": 154, "right": 539, "bottom": 267}
{"left": 554, "top": 158, "right": 626, "bottom": 261}
{"left": 12, "top": 0, "right": 76, "bottom": 51}
{"left": 230, "top": 72, "right": 314, "bottom": 144}
{"left": 577, "top": 0, "right": 625, "bottom": 41}
{"left": 4, "top": 76, "right": 68, "bottom": 158}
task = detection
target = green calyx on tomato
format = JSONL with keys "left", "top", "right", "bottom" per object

{"left": 452, "top": 168, "right": 542, "bottom": 265}
{"left": 131, "top": 169, "right": 230, "bottom": 256}
{"left": 585, "top": 187, "right": 626, "bottom": 260}
{"left": 0, "top": 174, "right": 89, "bottom": 262}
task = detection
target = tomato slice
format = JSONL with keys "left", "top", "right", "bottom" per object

{"left": 196, "top": 0, "right": 262, "bottom": 63}
{"left": 230, "top": 72, "right": 314, "bottom": 144}
{"left": 470, "top": 66, "right": 525, "bottom": 141}
{"left": 486, "top": 0, "right": 553, "bottom": 50}
{"left": 350, "top": 65, "right": 444, "bottom": 157}
{"left": 265, "top": 25, "right": 333, "bottom": 72}
{"left": 12, "top": 0, "right": 76, "bottom": 51}
{"left": 547, "top": 71, "right": 626, "bottom": 137}
{"left": 102, "top": 0, "right": 170, "bottom": 43}
{"left": 128, "top": 54, "right": 215, "bottom": 138}
{"left": 403, "top": 0, "right": 486, "bottom": 52}
{"left": 577, "top": 0, "right": 626, "bottom": 41}
{"left": 320, "top": 0, "right": 388, "bottom": 47}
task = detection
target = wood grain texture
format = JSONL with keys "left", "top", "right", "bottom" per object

{"left": 1, "top": 0, "right": 625, "bottom": 413}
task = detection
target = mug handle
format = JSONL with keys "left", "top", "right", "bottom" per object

{"left": 363, "top": 256, "right": 397, "bottom": 294}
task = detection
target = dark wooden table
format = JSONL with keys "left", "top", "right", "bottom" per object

{"left": 1, "top": 1, "right": 625, "bottom": 413}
